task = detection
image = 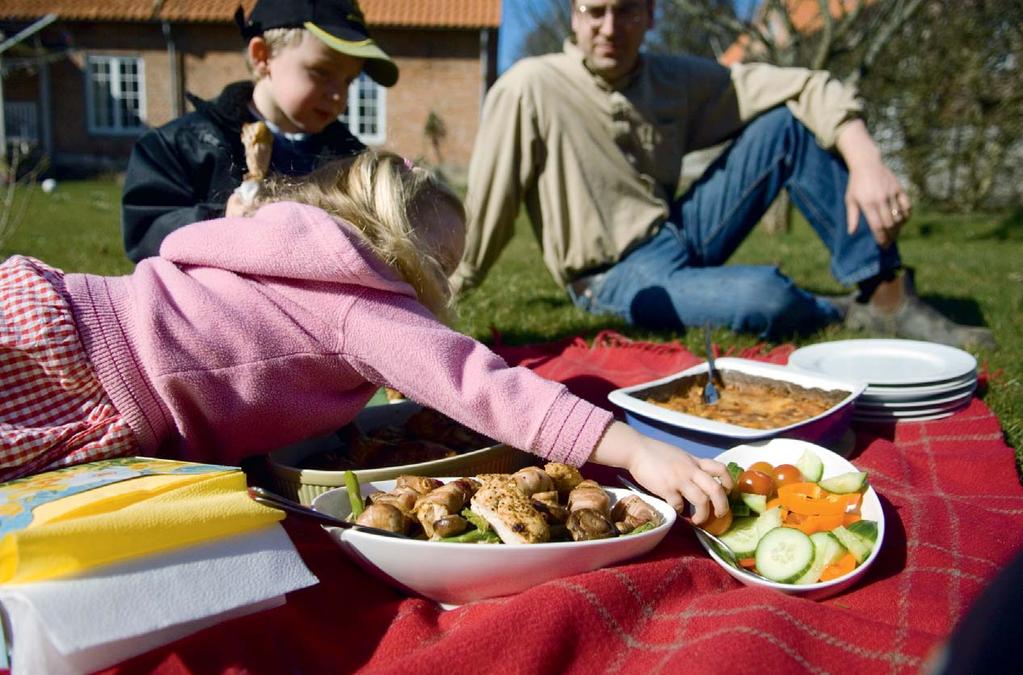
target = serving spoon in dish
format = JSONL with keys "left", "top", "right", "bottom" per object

{"left": 247, "top": 486, "right": 412, "bottom": 539}
{"left": 615, "top": 475, "right": 773, "bottom": 582}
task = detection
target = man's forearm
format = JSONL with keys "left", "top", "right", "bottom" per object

{"left": 835, "top": 118, "right": 883, "bottom": 172}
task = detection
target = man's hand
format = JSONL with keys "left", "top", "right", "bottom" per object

{"left": 837, "top": 119, "right": 912, "bottom": 248}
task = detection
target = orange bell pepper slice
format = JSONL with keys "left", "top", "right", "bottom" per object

{"left": 777, "top": 482, "right": 823, "bottom": 500}
{"left": 842, "top": 513, "right": 862, "bottom": 526}
{"left": 780, "top": 491, "right": 862, "bottom": 516}
{"left": 784, "top": 511, "right": 807, "bottom": 526}
{"left": 787, "top": 513, "right": 845, "bottom": 535}
{"left": 819, "top": 552, "right": 857, "bottom": 581}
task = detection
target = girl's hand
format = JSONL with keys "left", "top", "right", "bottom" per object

{"left": 590, "top": 422, "right": 733, "bottom": 525}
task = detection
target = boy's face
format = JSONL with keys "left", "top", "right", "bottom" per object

{"left": 251, "top": 31, "right": 364, "bottom": 134}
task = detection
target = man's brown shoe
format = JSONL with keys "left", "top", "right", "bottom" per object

{"left": 845, "top": 269, "right": 997, "bottom": 350}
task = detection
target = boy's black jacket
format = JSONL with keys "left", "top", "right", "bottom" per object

{"left": 121, "top": 81, "right": 364, "bottom": 263}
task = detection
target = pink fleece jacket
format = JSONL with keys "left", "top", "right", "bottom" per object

{"left": 62, "top": 202, "right": 613, "bottom": 467}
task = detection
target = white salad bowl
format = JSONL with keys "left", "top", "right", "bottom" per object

{"left": 697, "top": 438, "right": 885, "bottom": 599}
{"left": 311, "top": 478, "right": 677, "bottom": 607}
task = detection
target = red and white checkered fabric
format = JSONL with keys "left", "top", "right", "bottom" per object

{"left": 0, "top": 255, "right": 137, "bottom": 483}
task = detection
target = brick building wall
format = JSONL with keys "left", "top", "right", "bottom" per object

{"left": 8, "top": 20, "right": 495, "bottom": 176}
{"left": 375, "top": 28, "right": 489, "bottom": 178}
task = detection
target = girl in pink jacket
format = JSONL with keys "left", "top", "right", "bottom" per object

{"left": 0, "top": 152, "right": 731, "bottom": 523}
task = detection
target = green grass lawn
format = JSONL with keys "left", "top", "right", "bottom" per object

{"left": 3, "top": 179, "right": 1020, "bottom": 476}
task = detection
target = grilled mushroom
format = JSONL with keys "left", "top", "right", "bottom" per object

{"left": 355, "top": 502, "right": 406, "bottom": 533}
{"left": 611, "top": 494, "right": 664, "bottom": 533}
{"left": 432, "top": 514, "right": 469, "bottom": 538}
{"left": 566, "top": 508, "right": 618, "bottom": 541}
{"left": 567, "top": 480, "right": 611, "bottom": 516}
{"left": 510, "top": 466, "right": 554, "bottom": 497}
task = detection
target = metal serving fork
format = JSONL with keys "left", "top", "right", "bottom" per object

{"left": 247, "top": 486, "right": 411, "bottom": 539}
{"left": 702, "top": 322, "right": 721, "bottom": 404}
{"left": 616, "top": 475, "right": 774, "bottom": 582}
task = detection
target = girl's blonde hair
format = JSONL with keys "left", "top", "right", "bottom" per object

{"left": 259, "top": 151, "right": 465, "bottom": 320}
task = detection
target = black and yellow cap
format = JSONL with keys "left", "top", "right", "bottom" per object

{"left": 236, "top": 0, "right": 398, "bottom": 87}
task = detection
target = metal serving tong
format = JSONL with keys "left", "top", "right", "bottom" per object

{"left": 247, "top": 486, "right": 411, "bottom": 539}
{"left": 615, "top": 475, "right": 772, "bottom": 582}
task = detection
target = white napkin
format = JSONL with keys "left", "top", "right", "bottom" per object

{"left": 0, "top": 523, "right": 318, "bottom": 674}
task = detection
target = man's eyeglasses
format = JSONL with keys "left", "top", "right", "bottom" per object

{"left": 576, "top": 2, "right": 648, "bottom": 27}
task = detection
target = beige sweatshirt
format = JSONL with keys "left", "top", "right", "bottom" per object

{"left": 453, "top": 40, "right": 864, "bottom": 291}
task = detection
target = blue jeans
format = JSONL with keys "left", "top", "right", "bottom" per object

{"left": 570, "top": 107, "right": 902, "bottom": 339}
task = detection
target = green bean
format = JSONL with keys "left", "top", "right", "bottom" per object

{"left": 460, "top": 507, "right": 491, "bottom": 532}
{"left": 343, "top": 470, "right": 364, "bottom": 519}
{"left": 627, "top": 522, "right": 657, "bottom": 535}
{"left": 439, "top": 528, "right": 501, "bottom": 544}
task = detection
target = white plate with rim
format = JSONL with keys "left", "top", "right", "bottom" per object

{"left": 859, "top": 380, "right": 977, "bottom": 404}
{"left": 853, "top": 408, "right": 967, "bottom": 423}
{"left": 789, "top": 339, "right": 977, "bottom": 387}
{"left": 856, "top": 385, "right": 976, "bottom": 410}
{"left": 861, "top": 373, "right": 977, "bottom": 398}
{"left": 853, "top": 399, "right": 972, "bottom": 420}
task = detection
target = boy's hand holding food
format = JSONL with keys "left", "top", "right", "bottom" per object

{"left": 591, "top": 422, "right": 733, "bottom": 525}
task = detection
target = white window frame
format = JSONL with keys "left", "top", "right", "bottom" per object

{"left": 340, "top": 73, "right": 386, "bottom": 145}
{"left": 85, "top": 54, "right": 146, "bottom": 135}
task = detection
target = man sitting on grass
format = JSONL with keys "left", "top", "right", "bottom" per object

{"left": 452, "top": 0, "right": 995, "bottom": 350}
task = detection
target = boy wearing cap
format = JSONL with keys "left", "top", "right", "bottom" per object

{"left": 121, "top": 0, "right": 398, "bottom": 263}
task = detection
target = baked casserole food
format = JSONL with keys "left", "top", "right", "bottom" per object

{"left": 639, "top": 370, "right": 848, "bottom": 429}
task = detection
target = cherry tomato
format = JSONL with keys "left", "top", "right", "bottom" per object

{"left": 772, "top": 464, "right": 804, "bottom": 488}
{"left": 700, "top": 508, "right": 733, "bottom": 536}
{"left": 749, "top": 461, "right": 775, "bottom": 475}
{"left": 737, "top": 469, "right": 774, "bottom": 496}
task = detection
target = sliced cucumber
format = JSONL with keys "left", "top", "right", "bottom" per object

{"left": 754, "top": 527, "right": 815, "bottom": 583}
{"left": 740, "top": 492, "right": 768, "bottom": 515}
{"left": 795, "top": 448, "right": 824, "bottom": 483}
{"left": 728, "top": 493, "right": 751, "bottom": 517}
{"left": 717, "top": 516, "right": 761, "bottom": 558}
{"left": 832, "top": 525, "right": 873, "bottom": 564}
{"left": 717, "top": 505, "right": 784, "bottom": 559}
{"left": 755, "top": 505, "right": 783, "bottom": 538}
{"left": 847, "top": 519, "right": 879, "bottom": 544}
{"left": 819, "top": 471, "right": 868, "bottom": 494}
{"left": 795, "top": 531, "right": 848, "bottom": 585}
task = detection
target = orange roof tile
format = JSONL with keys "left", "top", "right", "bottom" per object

{"left": 720, "top": 0, "right": 877, "bottom": 65}
{"left": 0, "top": 1, "right": 501, "bottom": 28}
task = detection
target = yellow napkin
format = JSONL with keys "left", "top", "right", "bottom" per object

{"left": 0, "top": 458, "right": 284, "bottom": 585}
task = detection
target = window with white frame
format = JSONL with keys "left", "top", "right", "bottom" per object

{"left": 340, "top": 73, "right": 385, "bottom": 144}
{"left": 85, "top": 55, "right": 146, "bottom": 134}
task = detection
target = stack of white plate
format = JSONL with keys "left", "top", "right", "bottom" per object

{"left": 788, "top": 339, "right": 977, "bottom": 423}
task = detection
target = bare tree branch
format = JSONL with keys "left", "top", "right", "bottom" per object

{"left": 852, "top": 0, "right": 926, "bottom": 84}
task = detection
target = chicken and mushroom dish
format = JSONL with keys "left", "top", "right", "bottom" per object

{"left": 349, "top": 463, "right": 664, "bottom": 544}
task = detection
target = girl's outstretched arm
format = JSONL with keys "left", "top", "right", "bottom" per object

{"left": 589, "top": 421, "right": 733, "bottom": 525}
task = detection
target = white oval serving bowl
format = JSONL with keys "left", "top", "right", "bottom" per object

{"left": 608, "top": 358, "right": 865, "bottom": 459}
{"left": 696, "top": 438, "right": 885, "bottom": 599}
{"left": 312, "top": 478, "right": 677, "bottom": 606}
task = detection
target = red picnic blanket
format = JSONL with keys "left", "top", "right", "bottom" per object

{"left": 103, "top": 332, "right": 1022, "bottom": 674}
